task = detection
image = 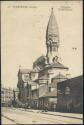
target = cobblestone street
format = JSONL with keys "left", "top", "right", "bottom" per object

{"left": 2, "top": 107, "right": 83, "bottom": 124}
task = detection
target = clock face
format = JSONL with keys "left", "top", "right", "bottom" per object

{"left": 22, "top": 74, "right": 29, "bottom": 82}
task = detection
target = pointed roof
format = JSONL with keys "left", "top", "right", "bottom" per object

{"left": 46, "top": 8, "right": 59, "bottom": 42}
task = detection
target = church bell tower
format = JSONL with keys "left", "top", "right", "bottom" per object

{"left": 46, "top": 8, "right": 59, "bottom": 64}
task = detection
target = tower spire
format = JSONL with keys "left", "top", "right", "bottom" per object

{"left": 46, "top": 8, "right": 59, "bottom": 64}
{"left": 51, "top": 7, "right": 53, "bottom": 12}
{"left": 19, "top": 65, "right": 21, "bottom": 70}
{"left": 46, "top": 8, "right": 59, "bottom": 43}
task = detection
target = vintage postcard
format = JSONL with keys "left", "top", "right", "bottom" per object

{"left": 1, "top": 0, "right": 83, "bottom": 124}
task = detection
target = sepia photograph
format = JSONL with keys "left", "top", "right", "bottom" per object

{"left": 1, "top": 0, "right": 83, "bottom": 124}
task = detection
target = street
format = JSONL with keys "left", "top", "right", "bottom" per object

{"left": 2, "top": 107, "right": 83, "bottom": 124}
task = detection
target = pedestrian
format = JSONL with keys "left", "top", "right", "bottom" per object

{"left": 44, "top": 103, "right": 48, "bottom": 112}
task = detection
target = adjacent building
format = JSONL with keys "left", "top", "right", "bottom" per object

{"left": 1, "top": 87, "right": 14, "bottom": 107}
{"left": 17, "top": 68, "right": 38, "bottom": 103}
{"left": 57, "top": 75, "right": 83, "bottom": 113}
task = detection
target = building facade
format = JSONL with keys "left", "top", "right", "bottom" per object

{"left": 17, "top": 8, "right": 69, "bottom": 109}
{"left": 57, "top": 75, "right": 83, "bottom": 113}
{"left": 1, "top": 87, "right": 14, "bottom": 107}
{"left": 17, "top": 68, "right": 39, "bottom": 104}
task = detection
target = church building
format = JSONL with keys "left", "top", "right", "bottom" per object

{"left": 17, "top": 8, "right": 69, "bottom": 109}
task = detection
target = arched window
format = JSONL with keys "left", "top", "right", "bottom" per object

{"left": 53, "top": 56, "right": 58, "bottom": 63}
{"left": 65, "top": 86, "right": 70, "bottom": 95}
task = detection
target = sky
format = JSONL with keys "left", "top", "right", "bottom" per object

{"left": 1, "top": 1, "right": 83, "bottom": 89}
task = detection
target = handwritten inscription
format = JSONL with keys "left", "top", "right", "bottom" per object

{"left": 59, "top": 6, "right": 72, "bottom": 11}
{"left": 58, "top": 1, "right": 72, "bottom": 11}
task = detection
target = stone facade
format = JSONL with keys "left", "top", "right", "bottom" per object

{"left": 17, "top": 8, "right": 69, "bottom": 109}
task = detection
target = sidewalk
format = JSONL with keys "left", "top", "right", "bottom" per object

{"left": 16, "top": 108, "right": 83, "bottom": 120}
{"left": 41, "top": 111, "right": 83, "bottom": 120}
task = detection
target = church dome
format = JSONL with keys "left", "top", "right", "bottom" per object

{"left": 46, "top": 8, "right": 59, "bottom": 43}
